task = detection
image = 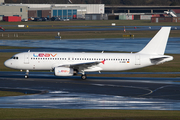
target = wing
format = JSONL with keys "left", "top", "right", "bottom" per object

{"left": 58, "top": 60, "right": 105, "bottom": 72}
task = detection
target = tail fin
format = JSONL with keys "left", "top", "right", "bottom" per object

{"left": 138, "top": 27, "right": 171, "bottom": 55}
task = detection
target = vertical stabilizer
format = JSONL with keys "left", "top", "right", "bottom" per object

{"left": 138, "top": 27, "right": 171, "bottom": 55}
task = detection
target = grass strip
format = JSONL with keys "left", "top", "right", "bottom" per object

{"left": 0, "top": 46, "right": 34, "bottom": 49}
{"left": 0, "top": 91, "right": 24, "bottom": 97}
{"left": 88, "top": 74, "right": 180, "bottom": 78}
{"left": 0, "top": 29, "right": 180, "bottom": 40}
{"left": 0, "top": 109, "right": 180, "bottom": 120}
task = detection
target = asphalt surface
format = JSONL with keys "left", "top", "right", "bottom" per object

{"left": 1, "top": 71, "right": 180, "bottom": 100}
{"left": 0, "top": 71, "right": 180, "bottom": 109}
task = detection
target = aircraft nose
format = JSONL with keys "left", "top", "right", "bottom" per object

{"left": 4, "top": 60, "right": 11, "bottom": 68}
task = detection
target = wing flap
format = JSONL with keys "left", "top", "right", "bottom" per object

{"left": 57, "top": 60, "right": 105, "bottom": 72}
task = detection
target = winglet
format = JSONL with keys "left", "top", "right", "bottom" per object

{"left": 101, "top": 60, "right": 105, "bottom": 64}
{"left": 138, "top": 27, "right": 171, "bottom": 55}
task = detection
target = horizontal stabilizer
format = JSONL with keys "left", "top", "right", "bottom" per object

{"left": 150, "top": 55, "right": 173, "bottom": 64}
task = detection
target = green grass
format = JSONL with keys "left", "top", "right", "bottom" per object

{"left": 0, "top": 91, "right": 24, "bottom": 97}
{"left": 0, "top": 29, "right": 180, "bottom": 40}
{"left": 0, "top": 46, "right": 34, "bottom": 49}
{"left": 0, "top": 109, "right": 180, "bottom": 120}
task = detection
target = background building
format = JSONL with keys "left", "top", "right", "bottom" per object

{"left": 10, "top": 4, "right": 104, "bottom": 19}
{"left": 1, "top": 0, "right": 180, "bottom": 22}
{"left": 0, "top": 5, "right": 28, "bottom": 21}
{"left": 0, "top": 0, "right": 4, "bottom": 4}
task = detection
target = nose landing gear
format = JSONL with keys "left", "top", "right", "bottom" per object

{"left": 25, "top": 70, "right": 29, "bottom": 78}
{"left": 81, "top": 72, "right": 87, "bottom": 80}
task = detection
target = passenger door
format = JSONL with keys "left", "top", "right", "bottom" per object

{"left": 24, "top": 54, "right": 29, "bottom": 64}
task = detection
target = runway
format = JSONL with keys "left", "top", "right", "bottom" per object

{"left": 0, "top": 71, "right": 180, "bottom": 110}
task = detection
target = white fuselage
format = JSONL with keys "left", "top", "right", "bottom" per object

{"left": 4, "top": 52, "right": 166, "bottom": 72}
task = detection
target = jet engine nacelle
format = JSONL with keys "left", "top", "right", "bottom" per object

{"left": 54, "top": 67, "right": 74, "bottom": 76}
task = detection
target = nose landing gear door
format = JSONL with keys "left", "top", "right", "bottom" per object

{"left": 24, "top": 54, "right": 29, "bottom": 64}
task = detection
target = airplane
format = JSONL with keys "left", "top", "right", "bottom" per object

{"left": 4, "top": 27, "right": 173, "bottom": 80}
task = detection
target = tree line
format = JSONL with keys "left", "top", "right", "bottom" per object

{"left": 4, "top": 0, "right": 180, "bottom": 6}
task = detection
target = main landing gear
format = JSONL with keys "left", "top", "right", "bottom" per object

{"left": 81, "top": 73, "right": 87, "bottom": 80}
{"left": 25, "top": 70, "right": 29, "bottom": 79}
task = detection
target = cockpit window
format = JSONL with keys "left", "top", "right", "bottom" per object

{"left": 10, "top": 56, "right": 18, "bottom": 59}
